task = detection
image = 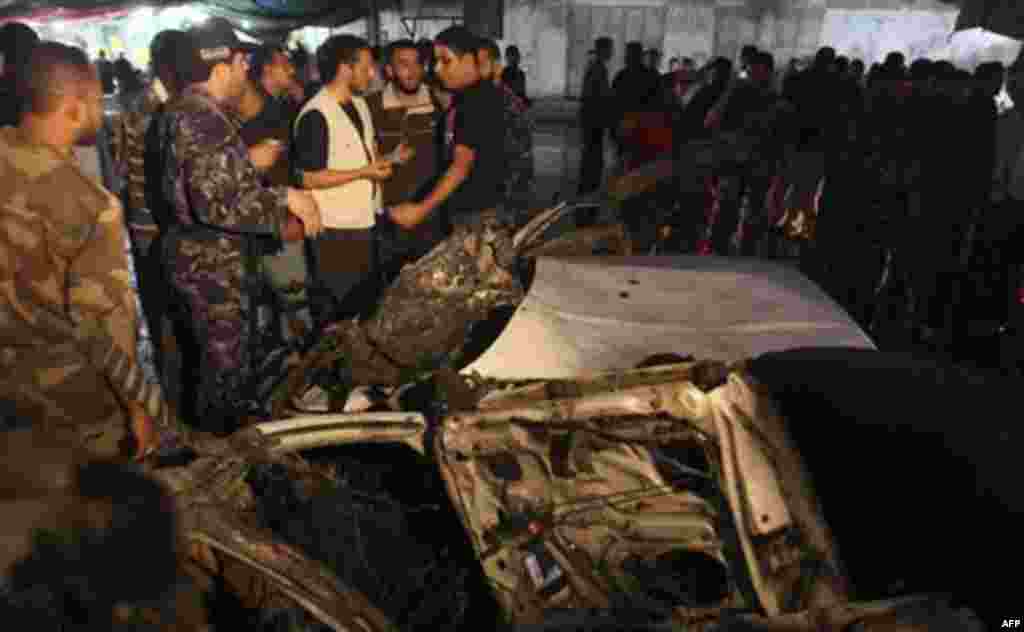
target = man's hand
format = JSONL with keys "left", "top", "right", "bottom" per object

{"left": 396, "top": 143, "right": 416, "bottom": 165}
{"left": 250, "top": 139, "right": 284, "bottom": 172}
{"left": 363, "top": 159, "right": 394, "bottom": 182}
{"left": 389, "top": 202, "right": 427, "bottom": 229}
{"left": 287, "top": 188, "right": 323, "bottom": 238}
{"left": 128, "top": 402, "right": 158, "bottom": 461}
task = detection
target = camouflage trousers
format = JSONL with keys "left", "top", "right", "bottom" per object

{"left": 164, "top": 235, "right": 261, "bottom": 434}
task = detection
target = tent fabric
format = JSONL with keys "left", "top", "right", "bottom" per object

{"left": 952, "top": 0, "right": 1024, "bottom": 42}
{"left": 0, "top": 0, "right": 369, "bottom": 34}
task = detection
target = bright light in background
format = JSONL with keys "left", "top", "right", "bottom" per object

{"left": 159, "top": 4, "right": 209, "bottom": 26}
{"left": 133, "top": 6, "right": 154, "bottom": 21}
{"left": 242, "top": 20, "right": 251, "bottom": 29}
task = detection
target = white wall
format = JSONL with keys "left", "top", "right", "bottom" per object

{"left": 820, "top": 8, "right": 1021, "bottom": 70}
{"left": 502, "top": 0, "right": 570, "bottom": 98}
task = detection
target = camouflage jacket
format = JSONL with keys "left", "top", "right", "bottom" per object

{"left": 0, "top": 126, "right": 171, "bottom": 430}
{"left": 160, "top": 86, "right": 288, "bottom": 253}
{"left": 113, "top": 82, "right": 167, "bottom": 252}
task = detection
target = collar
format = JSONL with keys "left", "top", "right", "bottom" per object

{"left": 381, "top": 82, "right": 434, "bottom": 111}
{"left": 150, "top": 79, "right": 169, "bottom": 104}
{"left": 183, "top": 85, "right": 243, "bottom": 128}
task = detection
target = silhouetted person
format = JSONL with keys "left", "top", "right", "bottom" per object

{"left": 501, "top": 45, "right": 527, "bottom": 103}
{"left": 578, "top": 37, "right": 613, "bottom": 195}
{"left": 96, "top": 50, "right": 115, "bottom": 94}
{"left": 612, "top": 41, "right": 661, "bottom": 127}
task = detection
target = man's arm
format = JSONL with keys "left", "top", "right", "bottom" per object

{"left": 67, "top": 204, "right": 171, "bottom": 429}
{"left": 175, "top": 110, "right": 288, "bottom": 237}
{"left": 0, "top": 196, "right": 171, "bottom": 431}
{"left": 389, "top": 145, "right": 473, "bottom": 229}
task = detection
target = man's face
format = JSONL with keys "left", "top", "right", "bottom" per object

{"left": 227, "top": 51, "right": 249, "bottom": 100}
{"left": 476, "top": 49, "right": 496, "bottom": 81}
{"left": 389, "top": 47, "right": 423, "bottom": 94}
{"left": 73, "top": 72, "right": 104, "bottom": 146}
{"left": 265, "top": 51, "right": 297, "bottom": 97}
{"left": 346, "top": 48, "right": 376, "bottom": 94}
{"left": 434, "top": 43, "right": 476, "bottom": 91}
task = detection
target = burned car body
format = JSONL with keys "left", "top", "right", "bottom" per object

{"left": 178, "top": 352, "right": 988, "bottom": 631}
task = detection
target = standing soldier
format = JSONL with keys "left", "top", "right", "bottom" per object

{"left": 113, "top": 29, "right": 193, "bottom": 394}
{"left": 0, "top": 42, "right": 167, "bottom": 458}
{"left": 160, "top": 18, "right": 321, "bottom": 434}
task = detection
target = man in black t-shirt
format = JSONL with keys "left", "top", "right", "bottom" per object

{"left": 389, "top": 26, "right": 506, "bottom": 231}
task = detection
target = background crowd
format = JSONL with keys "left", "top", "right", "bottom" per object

{"left": 580, "top": 38, "right": 1019, "bottom": 369}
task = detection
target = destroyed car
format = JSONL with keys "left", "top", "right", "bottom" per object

{"left": 142, "top": 346, "right": 1002, "bottom": 631}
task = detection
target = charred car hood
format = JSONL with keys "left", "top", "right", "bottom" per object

{"left": 464, "top": 256, "right": 875, "bottom": 380}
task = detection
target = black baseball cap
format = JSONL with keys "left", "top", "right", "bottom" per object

{"left": 186, "top": 17, "right": 256, "bottom": 80}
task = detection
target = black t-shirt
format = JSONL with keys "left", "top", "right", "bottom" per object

{"left": 294, "top": 100, "right": 370, "bottom": 174}
{"left": 240, "top": 95, "right": 299, "bottom": 188}
{"left": 445, "top": 80, "right": 506, "bottom": 220}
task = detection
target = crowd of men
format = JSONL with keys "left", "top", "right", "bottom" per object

{"left": 581, "top": 38, "right": 1018, "bottom": 360}
{"left": 0, "top": 18, "right": 536, "bottom": 459}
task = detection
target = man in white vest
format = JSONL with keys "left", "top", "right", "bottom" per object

{"left": 293, "top": 34, "right": 396, "bottom": 320}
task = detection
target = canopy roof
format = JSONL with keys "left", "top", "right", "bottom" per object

{"left": 0, "top": 1, "right": 371, "bottom": 35}
{"left": 952, "top": 0, "right": 1024, "bottom": 43}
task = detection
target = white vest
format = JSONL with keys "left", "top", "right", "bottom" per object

{"left": 296, "top": 87, "right": 380, "bottom": 229}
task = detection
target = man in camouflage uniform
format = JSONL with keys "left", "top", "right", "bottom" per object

{"left": 113, "top": 29, "right": 193, "bottom": 391}
{"left": 477, "top": 37, "right": 536, "bottom": 221}
{"left": 0, "top": 42, "right": 166, "bottom": 459}
{"left": 159, "top": 19, "right": 321, "bottom": 434}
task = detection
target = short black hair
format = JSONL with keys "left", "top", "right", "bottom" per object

{"left": 317, "top": 34, "right": 370, "bottom": 84}
{"left": 150, "top": 29, "right": 186, "bottom": 70}
{"left": 477, "top": 37, "right": 500, "bottom": 61}
{"left": 17, "top": 41, "right": 94, "bottom": 116}
{"left": 435, "top": 25, "right": 479, "bottom": 58}
{"left": 387, "top": 39, "right": 419, "bottom": 64}
{"left": 248, "top": 44, "right": 286, "bottom": 84}
{"left": 595, "top": 37, "right": 613, "bottom": 55}
{"left": 884, "top": 51, "right": 905, "bottom": 67}
{"left": 0, "top": 22, "right": 39, "bottom": 72}
{"left": 291, "top": 44, "right": 310, "bottom": 70}
{"left": 754, "top": 50, "right": 775, "bottom": 73}
{"left": 506, "top": 45, "right": 520, "bottom": 57}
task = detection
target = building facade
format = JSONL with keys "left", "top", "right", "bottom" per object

{"left": 347, "top": 0, "right": 1018, "bottom": 98}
